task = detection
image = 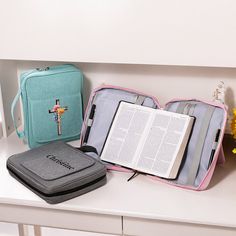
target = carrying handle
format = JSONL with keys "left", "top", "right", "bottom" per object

{"left": 11, "top": 69, "right": 37, "bottom": 139}
{"left": 11, "top": 88, "right": 25, "bottom": 138}
{"left": 77, "top": 145, "right": 98, "bottom": 155}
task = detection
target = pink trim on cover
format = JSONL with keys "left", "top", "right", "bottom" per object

{"left": 165, "top": 98, "right": 228, "bottom": 113}
{"left": 147, "top": 144, "right": 221, "bottom": 191}
{"left": 94, "top": 84, "right": 161, "bottom": 108}
{"left": 81, "top": 89, "right": 228, "bottom": 191}
{"left": 107, "top": 164, "right": 133, "bottom": 173}
{"left": 80, "top": 84, "right": 161, "bottom": 145}
{"left": 147, "top": 175, "right": 198, "bottom": 190}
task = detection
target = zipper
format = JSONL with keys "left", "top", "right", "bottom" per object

{"left": 7, "top": 165, "right": 106, "bottom": 197}
{"left": 36, "top": 67, "right": 49, "bottom": 71}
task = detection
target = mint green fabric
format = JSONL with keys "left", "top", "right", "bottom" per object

{"left": 11, "top": 64, "right": 83, "bottom": 148}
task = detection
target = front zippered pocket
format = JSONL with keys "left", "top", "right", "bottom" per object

{"left": 28, "top": 94, "right": 83, "bottom": 143}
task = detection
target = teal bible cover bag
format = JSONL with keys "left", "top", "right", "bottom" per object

{"left": 11, "top": 64, "right": 83, "bottom": 148}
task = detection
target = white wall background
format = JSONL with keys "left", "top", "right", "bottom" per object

{"left": 0, "top": 1, "right": 236, "bottom": 235}
{"left": 16, "top": 61, "right": 236, "bottom": 133}
{"left": 0, "top": 0, "right": 236, "bottom": 135}
{"left": 16, "top": 61, "right": 236, "bottom": 106}
{"left": 0, "top": 0, "right": 236, "bottom": 67}
{"left": 0, "top": 61, "right": 20, "bottom": 137}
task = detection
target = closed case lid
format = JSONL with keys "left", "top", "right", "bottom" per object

{"left": 7, "top": 141, "right": 106, "bottom": 195}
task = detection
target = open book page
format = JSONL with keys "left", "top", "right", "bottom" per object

{"left": 135, "top": 112, "right": 192, "bottom": 178}
{"left": 101, "top": 102, "right": 152, "bottom": 168}
{"left": 101, "top": 102, "right": 193, "bottom": 179}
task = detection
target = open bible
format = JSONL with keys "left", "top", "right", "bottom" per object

{"left": 101, "top": 102, "right": 194, "bottom": 179}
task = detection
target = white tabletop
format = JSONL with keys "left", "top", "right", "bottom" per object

{"left": 1, "top": 133, "right": 236, "bottom": 228}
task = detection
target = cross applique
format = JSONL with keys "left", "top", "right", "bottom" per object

{"left": 49, "top": 99, "right": 68, "bottom": 135}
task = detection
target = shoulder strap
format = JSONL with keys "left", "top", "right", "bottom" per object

{"left": 11, "top": 70, "right": 37, "bottom": 139}
{"left": 176, "top": 102, "right": 188, "bottom": 114}
{"left": 11, "top": 88, "right": 25, "bottom": 138}
{"left": 135, "top": 95, "right": 146, "bottom": 105}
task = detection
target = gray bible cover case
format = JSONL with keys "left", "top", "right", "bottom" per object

{"left": 7, "top": 141, "right": 107, "bottom": 204}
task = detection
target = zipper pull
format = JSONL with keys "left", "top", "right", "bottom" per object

{"left": 36, "top": 67, "right": 49, "bottom": 71}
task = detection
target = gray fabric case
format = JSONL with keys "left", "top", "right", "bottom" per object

{"left": 7, "top": 141, "right": 107, "bottom": 204}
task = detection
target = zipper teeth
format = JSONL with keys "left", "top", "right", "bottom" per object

{"left": 22, "top": 69, "right": 79, "bottom": 89}
{"left": 7, "top": 161, "right": 106, "bottom": 195}
{"left": 8, "top": 164, "right": 106, "bottom": 197}
{"left": 165, "top": 98, "right": 227, "bottom": 110}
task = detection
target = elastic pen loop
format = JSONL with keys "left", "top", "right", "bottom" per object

{"left": 127, "top": 171, "right": 139, "bottom": 182}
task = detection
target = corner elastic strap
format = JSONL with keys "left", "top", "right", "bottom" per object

{"left": 78, "top": 145, "right": 98, "bottom": 155}
{"left": 135, "top": 95, "right": 146, "bottom": 105}
{"left": 176, "top": 102, "right": 188, "bottom": 114}
{"left": 186, "top": 106, "right": 215, "bottom": 185}
{"left": 10, "top": 70, "right": 37, "bottom": 139}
